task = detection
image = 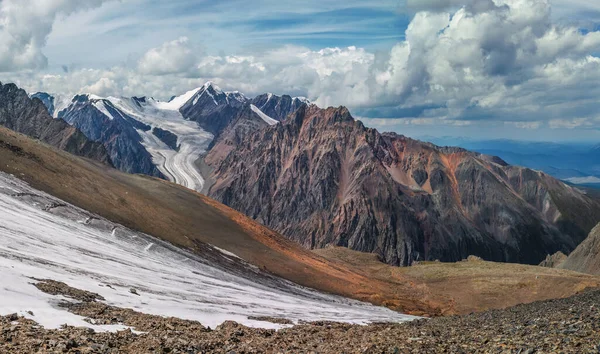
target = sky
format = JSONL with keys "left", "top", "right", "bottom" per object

{"left": 1, "top": 0, "right": 600, "bottom": 142}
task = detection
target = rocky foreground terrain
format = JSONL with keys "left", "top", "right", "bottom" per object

{"left": 2, "top": 280, "right": 600, "bottom": 353}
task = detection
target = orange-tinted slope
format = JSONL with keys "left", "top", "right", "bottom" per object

{"left": 0, "top": 127, "right": 436, "bottom": 316}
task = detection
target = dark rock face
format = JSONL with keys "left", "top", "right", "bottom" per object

{"left": 250, "top": 94, "right": 308, "bottom": 121}
{"left": 180, "top": 83, "right": 247, "bottom": 138}
{"left": 30, "top": 92, "right": 55, "bottom": 116}
{"left": 206, "top": 105, "right": 600, "bottom": 266}
{"left": 204, "top": 106, "right": 271, "bottom": 171}
{"left": 60, "top": 95, "right": 163, "bottom": 177}
{"left": 0, "top": 83, "right": 110, "bottom": 164}
{"left": 152, "top": 127, "right": 179, "bottom": 151}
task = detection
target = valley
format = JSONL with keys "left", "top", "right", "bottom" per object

{"left": 315, "top": 247, "right": 600, "bottom": 315}
{"left": 2, "top": 0, "right": 600, "bottom": 352}
{"left": 30, "top": 83, "right": 600, "bottom": 270}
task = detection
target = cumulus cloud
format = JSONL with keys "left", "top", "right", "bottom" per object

{"left": 367, "top": 0, "right": 600, "bottom": 129}
{"left": 3, "top": 0, "right": 600, "bottom": 137}
{"left": 138, "top": 37, "right": 198, "bottom": 76}
{"left": 0, "top": 0, "right": 110, "bottom": 72}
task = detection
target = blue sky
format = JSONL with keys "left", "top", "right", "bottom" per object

{"left": 45, "top": 0, "right": 408, "bottom": 70}
{"left": 3, "top": 0, "right": 600, "bottom": 142}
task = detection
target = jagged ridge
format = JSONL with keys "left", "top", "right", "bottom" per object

{"left": 206, "top": 104, "right": 600, "bottom": 266}
{"left": 0, "top": 83, "right": 110, "bottom": 164}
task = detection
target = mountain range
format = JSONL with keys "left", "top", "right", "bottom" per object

{"left": 0, "top": 83, "right": 109, "bottom": 164}
{"left": 206, "top": 104, "right": 600, "bottom": 266}
{"left": 423, "top": 137, "right": 600, "bottom": 186}
{"left": 22, "top": 81, "right": 600, "bottom": 268}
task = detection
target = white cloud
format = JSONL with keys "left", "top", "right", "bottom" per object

{"left": 549, "top": 118, "right": 591, "bottom": 129}
{"left": 2, "top": 0, "right": 600, "bottom": 139}
{"left": 138, "top": 37, "right": 198, "bottom": 76}
{"left": 368, "top": 0, "right": 600, "bottom": 127}
{"left": 507, "top": 121, "right": 542, "bottom": 129}
{"left": 0, "top": 0, "right": 110, "bottom": 72}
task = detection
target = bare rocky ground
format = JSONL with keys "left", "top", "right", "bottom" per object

{"left": 1, "top": 280, "right": 600, "bottom": 353}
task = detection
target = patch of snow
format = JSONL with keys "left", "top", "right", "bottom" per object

{"left": 294, "top": 96, "right": 311, "bottom": 104}
{"left": 52, "top": 95, "right": 74, "bottom": 118}
{"left": 155, "top": 87, "right": 202, "bottom": 111}
{"left": 203, "top": 86, "right": 219, "bottom": 106}
{"left": 226, "top": 91, "right": 248, "bottom": 103}
{"left": 87, "top": 94, "right": 105, "bottom": 101}
{"left": 212, "top": 245, "right": 242, "bottom": 260}
{"left": 250, "top": 104, "right": 278, "bottom": 126}
{"left": 203, "top": 81, "right": 223, "bottom": 94}
{"left": 0, "top": 172, "right": 417, "bottom": 331}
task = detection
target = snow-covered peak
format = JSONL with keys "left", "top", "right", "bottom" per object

{"left": 226, "top": 91, "right": 248, "bottom": 103}
{"left": 68, "top": 93, "right": 107, "bottom": 107}
{"left": 294, "top": 96, "right": 311, "bottom": 104}
{"left": 202, "top": 81, "right": 224, "bottom": 94}
{"left": 155, "top": 87, "right": 202, "bottom": 111}
{"left": 74, "top": 93, "right": 105, "bottom": 101}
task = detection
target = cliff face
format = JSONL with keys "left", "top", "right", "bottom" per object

{"left": 0, "top": 83, "right": 110, "bottom": 164}
{"left": 206, "top": 105, "right": 600, "bottom": 266}
{"left": 560, "top": 223, "right": 600, "bottom": 275}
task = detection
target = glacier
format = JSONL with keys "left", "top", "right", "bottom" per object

{"left": 107, "top": 96, "right": 213, "bottom": 192}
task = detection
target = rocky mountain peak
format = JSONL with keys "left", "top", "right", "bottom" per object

{"left": 0, "top": 82, "right": 111, "bottom": 165}
{"left": 206, "top": 102, "right": 600, "bottom": 266}
{"left": 30, "top": 92, "right": 55, "bottom": 116}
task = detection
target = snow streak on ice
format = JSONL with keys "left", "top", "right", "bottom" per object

{"left": 0, "top": 173, "right": 417, "bottom": 331}
{"left": 250, "top": 104, "right": 278, "bottom": 126}
{"left": 92, "top": 100, "right": 116, "bottom": 120}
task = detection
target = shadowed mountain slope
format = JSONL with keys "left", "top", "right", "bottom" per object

{"left": 0, "top": 83, "right": 110, "bottom": 164}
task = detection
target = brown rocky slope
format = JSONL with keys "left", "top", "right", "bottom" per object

{"left": 561, "top": 223, "right": 600, "bottom": 275}
{"left": 0, "top": 126, "right": 435, "bottom": 315}
{"left": 206, "top": 104, "right": 600, "bottom": 266}
{"left": 1, "top": 124, "right": 598, "bottom": 319}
